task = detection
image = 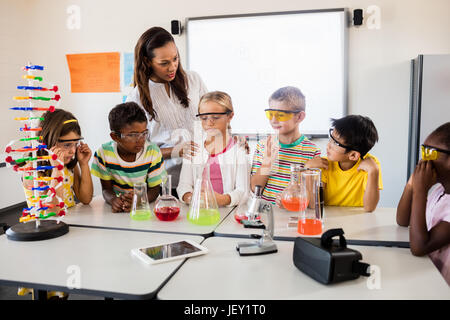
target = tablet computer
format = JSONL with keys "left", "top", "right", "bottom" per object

{"left": 131, "top": 239, "right": 208, "bottom": 265}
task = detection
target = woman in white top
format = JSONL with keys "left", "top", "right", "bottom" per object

{"left": 127, "top": 27, "right": 208, "bottom": 189}
{"left": 177, "top": 91, "right": 250, "bottom": 207}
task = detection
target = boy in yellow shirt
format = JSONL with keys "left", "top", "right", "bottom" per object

{"left": 305, "top": 115, "right": 382, "bottom": 212}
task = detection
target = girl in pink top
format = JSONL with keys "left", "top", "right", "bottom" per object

{"left": 177, "top": 91, "right": 249, "bottom": 207}
{"left": 397, "top": 122, "right": 450, "bottom": 285}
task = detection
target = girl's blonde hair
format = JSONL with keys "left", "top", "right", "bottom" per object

{"left": 199, "top": 91, "right": 234, "bottom": 130}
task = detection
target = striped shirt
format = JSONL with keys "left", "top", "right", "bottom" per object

{"left": 91, "top": 140, "right": 165, "bottom": 196}
{"left": 251, "top": 135, "right": 321, "bottom": 204}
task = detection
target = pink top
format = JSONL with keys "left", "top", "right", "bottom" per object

{"left": 203, "top": 138, "right": 235, "bottom": 194}
{"left": 426, "top": 183, "right": 450, "bottom": 285}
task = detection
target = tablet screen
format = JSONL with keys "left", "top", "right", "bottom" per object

{"left": 139, "top": 241, "right": 202, "bottom": 261}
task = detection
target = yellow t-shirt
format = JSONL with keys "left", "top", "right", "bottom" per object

{"left": 321, "top": 154, "right": 383, "bottom": 207}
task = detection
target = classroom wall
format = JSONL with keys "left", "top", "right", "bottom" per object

{"left": 1, "top": 0, "right": 449, "bottom": 209}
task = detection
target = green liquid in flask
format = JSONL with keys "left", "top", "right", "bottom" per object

{"left": 187, "top": 208, "right": 220, "bottom": 225}
{"left": 130, "top": 209, "right": 151, "bottom": 221}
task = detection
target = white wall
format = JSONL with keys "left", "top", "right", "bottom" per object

{"left": 1, "top": 0, "right": 449, "bottom": 209}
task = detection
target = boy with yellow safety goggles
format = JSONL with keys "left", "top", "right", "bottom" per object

{"left": 421, "top": 144, "right": 450, "bottom": 161}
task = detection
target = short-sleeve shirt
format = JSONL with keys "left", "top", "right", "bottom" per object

{"left": 91, "top": 140, "right": 165, "bottom": 196}
{"left": 251, "top": 135, "right": 321, "bottom": 204}
{"left": 321, "top": 153, "right": 383, "bottom": 207}
{"left": 426, "top": 183, "right": 450, "bottom": 285}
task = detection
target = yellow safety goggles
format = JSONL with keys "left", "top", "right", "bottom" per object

{"left": 264, "top": 109, "right": 300, "bottom": 121}
{"left": 421, "top": 144, "right": 450, "bottom": 161}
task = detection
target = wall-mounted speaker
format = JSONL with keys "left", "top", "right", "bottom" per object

{"left": 353, "top": 9, "right": 363, "bottom": 26}
{"left": 171, "top": 20, "right": 181, "bottom": 35}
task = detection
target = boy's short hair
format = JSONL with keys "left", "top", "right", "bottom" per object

{"left": 331, "top": 115, "right": 378, "bottom": 158}
{"left": 269, "top": 86, "right": 306, "bottom": 112}
{"left": 109, "top": 102, "right": 147, "bottom": 132}
{"left": 430, "top": 122, "right": 450, "bottom": 149}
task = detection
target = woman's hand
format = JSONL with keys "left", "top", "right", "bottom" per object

{"left": 76, "top": 141, "right": 92, "bottom": 165}
{"left": 176, "top": 141, "right": 200, "bottom": 160}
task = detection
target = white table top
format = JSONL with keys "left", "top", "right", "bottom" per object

{"left": 215, "top": 205, "right": 409, "bottom": 247}
{"left": 0, "top": 227, "right": 203, "bottom": 299}
{"left": 64, "top": 196, "right": 235, "bottom": 237}
{"left": 157, "top": 236, "right": 449, "bottom": 300}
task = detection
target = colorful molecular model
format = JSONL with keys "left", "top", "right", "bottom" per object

{"left": 4, "top": 64, "right": 67, "bottom": 229}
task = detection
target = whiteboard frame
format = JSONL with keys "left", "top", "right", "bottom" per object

{"left": 185, "top": 8, "right": 349, "bottom": 139}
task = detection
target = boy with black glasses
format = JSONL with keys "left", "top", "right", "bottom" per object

{"left": 305, "top": 115, "right": 382, "bottom": 212}
{"left": 91, "top": 102, "right": 165, "bottom": 212}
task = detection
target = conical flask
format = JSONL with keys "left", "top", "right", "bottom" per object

{"left": 154, "top": 174, "right": 180, "bottom": 221}
{"left": 130, "top": 182, "right": 151, "bottom": 221}
{"left": 281, "top": 164, "right": 308, "bottom": 212}
{"left": 187, "top": 163, "right": 220, "bottom": 225}
{"left": 298, "top": 168, "right": 322, "bottom": 235}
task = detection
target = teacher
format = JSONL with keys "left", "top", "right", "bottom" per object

{"left": 126, "top": 26, "right": 207, "bottom": 189}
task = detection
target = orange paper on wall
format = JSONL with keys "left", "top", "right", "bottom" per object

{"left": 66, "top": 52, "right": 120, "bottom": 93}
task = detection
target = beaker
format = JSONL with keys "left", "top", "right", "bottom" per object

{"left": 280, "top": 164, "right": 308, "bottom": 213}
{"left": 154, "top": 174, "right": 180, "bottom": 221}
{"left": 298, "top": 168, "right": 322, "bottom": 235}
{"left": 130, "top": 182, "right": 151, "bottom": 221}
{"left": 187, "top": 164, "right": 220, "bottom": 225}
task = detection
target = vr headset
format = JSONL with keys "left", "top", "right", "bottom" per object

{"left": 293, "top": 228, "right": 371, "bottom": 284}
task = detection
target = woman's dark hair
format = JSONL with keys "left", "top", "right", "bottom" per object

{"left": 331, "top": 115, "right": 378, "bottom": 158}
{"left": 133, "top": 27, "right": 189, "bottom": 120}
{"left": 429, "top": 122, "right": 450, "bottom": 150}
{"left": 109, "top": 102, "right": 148, "bottom": 133}
{"left": 39, "top": 108, "right": 82, "bottom": 172}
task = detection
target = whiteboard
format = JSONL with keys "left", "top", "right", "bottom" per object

{"left": 186, "top": 9, "right": 348, "bottom": 136}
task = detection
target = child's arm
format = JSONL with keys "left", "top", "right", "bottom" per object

{"left": 358, "top": 157, "right": 380, "bottom": 212}
{"left": 304, "top": 157, "right": 328, "bottom": 170}
{"left": 396, "top": 175, "right": 414, "bottom": 226}
{"left": 147, "top": 185, "right": 160, "bottom": 203}
{"left": 72, "top": 142, "right": 93, "bottom": 205}
{"left": 250, "top": 136, "right": 279, "bottom": 192}
{"left": 409, "top": 160, "right": 450, "bottom": 256}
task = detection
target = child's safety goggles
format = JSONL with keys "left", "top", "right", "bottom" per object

{"left": 421, "top": 144, "right": 450, "bottom": 161}
{"left": 264, "top": 109, "right": 300, "bottom": 121}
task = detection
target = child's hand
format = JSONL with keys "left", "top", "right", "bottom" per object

{"left": 262, "top": 135, "right": 280, "bottom": 166}
{"left": 412, "top": 160, "right": 437, "bottom": 193}
{"left": 305, "top": 157, "right": 328, "bottom": 169}
{"left": 120, "top": 192, "right": 134, "bottom": 212}
{"left": 76, "top": 141, "right": 92, "bottom": 165}
{"left": 111, "top": 196, "right": 125, "bottom": 213}
{"left": 233, "top": 136, "right": 250, "bottom": 154}
{"left": 357, "top": 156, "right": 378, "bottom": 174}
{"left": 182, "top": 192, "right": 193, "bottom": 204}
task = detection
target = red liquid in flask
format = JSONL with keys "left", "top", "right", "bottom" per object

{"left": 154, "top": 207, "right": 180, "bottom": 221}
{"left": 281, "top": 198, "right": 309, "bottom": 212}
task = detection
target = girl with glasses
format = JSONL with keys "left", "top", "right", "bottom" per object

{"left": 397, "top": 122, "right": 450, "bottom": 285}
{"left": 177, "top": 91, "right": 249, "bottom": 207}
{"left": 23, "top": 109, "right": 93, "bottom": 208}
